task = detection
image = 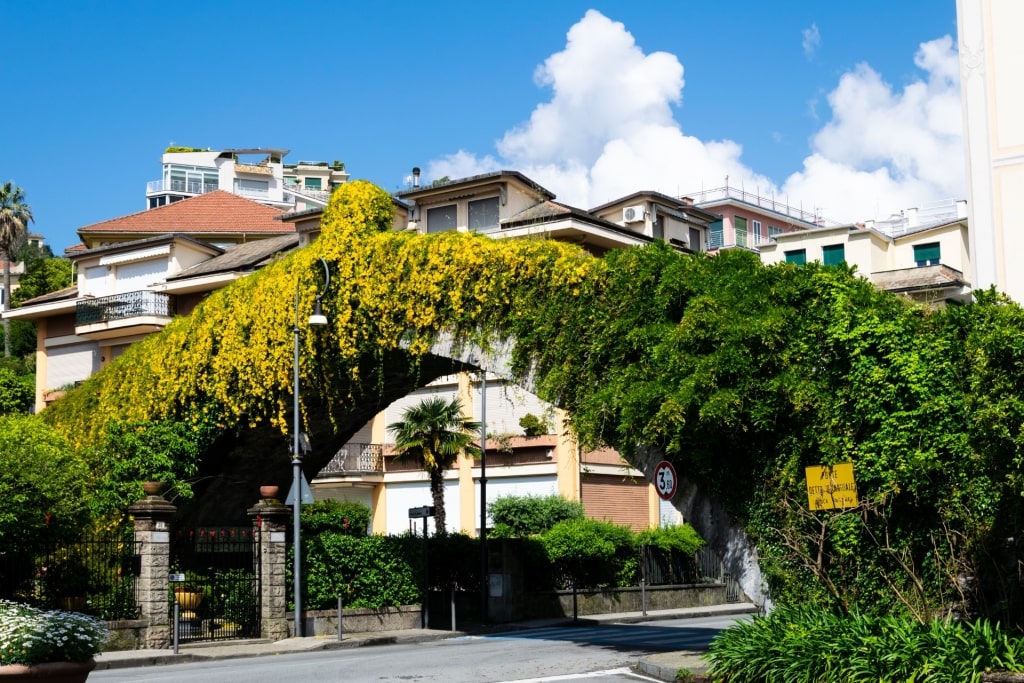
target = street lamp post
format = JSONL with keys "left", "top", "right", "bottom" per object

{"left": 478, "top": 370, "right": 488, "bottom": 622}
{"left": 292, "top": 258, "right": 330, "bottom": 637}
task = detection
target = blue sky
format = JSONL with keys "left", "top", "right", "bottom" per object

{"left": 3, "top": 1, "right": 959, "bottom": 251}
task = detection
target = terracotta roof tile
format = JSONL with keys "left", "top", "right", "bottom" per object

{"left": 78, "top": 191, "right": 291, "bottom": 236}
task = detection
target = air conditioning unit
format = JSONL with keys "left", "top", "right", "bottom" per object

{"left": 622, "top": 205, "right": 645, "bottom": 223}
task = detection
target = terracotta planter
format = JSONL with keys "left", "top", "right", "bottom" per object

{"left": 58, "top": 597, "right": 87, "bottom": 612}
{"left": 0, "top": 658, "right": 95, "bottom": 682}
{"left": 141, "top": 481, "right": 163, "bottom": 497}
{"left": 259, "top": 485, "right": 279, "bottom": 500}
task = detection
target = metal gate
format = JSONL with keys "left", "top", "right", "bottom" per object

{"left": 169, "top": 526, "right": 260, "bottom": 642}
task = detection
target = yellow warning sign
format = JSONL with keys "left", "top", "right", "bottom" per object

{"left": 805, "top": 462, "right": 858, "bottom": 510}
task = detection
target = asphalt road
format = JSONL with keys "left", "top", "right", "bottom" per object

{"left": 91, "top": 615, "right": 747, "bottom": 683}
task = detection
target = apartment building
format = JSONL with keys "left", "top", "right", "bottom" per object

{"left": 145, "top": 147, "right": 348, "bottom": 213}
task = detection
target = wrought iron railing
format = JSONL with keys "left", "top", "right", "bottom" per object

{"left": 77, "top": 291, "right": 175, "bottom": 325}
{"left": 0, "top": 524, "right": 142, "bottom": 619}
{"left": 316, "top": 443, "right": 385, "bottom": 476}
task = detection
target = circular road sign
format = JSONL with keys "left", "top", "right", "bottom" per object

{"left": 654, "top": 460, "right": 677, "bottom": 500}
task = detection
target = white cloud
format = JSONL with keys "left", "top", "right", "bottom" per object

{"left": 802, "top": 23, "right": 821, "bottom": 59}
{"left": 426, "top": 12, "right": 964, "bottom": 224}
{"left": 783, "top": 35, "right": 963, "bottom": 220}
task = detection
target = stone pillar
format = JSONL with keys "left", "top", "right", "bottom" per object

{"left": 128, "top": 493, "right": 176, "bottom": 649}
{"left": 248, "top": 499, "right": 291, "bottom": 640}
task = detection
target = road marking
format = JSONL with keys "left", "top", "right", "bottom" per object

{"left": 496, "top": 667, "right": 659, "bottom": 682}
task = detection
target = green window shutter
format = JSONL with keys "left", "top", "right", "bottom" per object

{"left": 735, "top": 216, "right": 748, "bottom": 247}
{"left": 914, "top": 242, "right": 941, "bottom": 265}
{"left": 822, "top": 244, "right": 845, "bottom": 266}
{"left": 785, "top": 249, "right": 806, "bottom": 265}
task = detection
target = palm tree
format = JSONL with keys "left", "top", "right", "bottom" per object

{"left": 388, "top": 396, "right": 481, "bottom": 534}
{"left": 0, "top": 182, "right": 34, "bottom": 357}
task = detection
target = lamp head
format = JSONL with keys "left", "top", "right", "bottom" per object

{"left": 309, "top": 299, "right": 328, "bottom": 326}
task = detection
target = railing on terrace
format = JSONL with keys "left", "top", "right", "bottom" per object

{"left": 0, "top": 526, "right": 142, "bottom": 619}
{"left": 316, "top": 443, "right": 385, "bottom": 476}
{"left": 146, "top": 179, "right": 219, "bottom": 195}
{"left": 870, "top": 198, "right": 960, "bottom": 237}
{"left": 689, "top": 185, "right": 841, "bottom": 227}
{"left": 283, "top": 184, "right": 331, "bottom": 202}
{"left": 707, "top": 231, "right": 776, "bottom": 251}
{"left": 77, "top": 290, "right": 175, "bottom": 325}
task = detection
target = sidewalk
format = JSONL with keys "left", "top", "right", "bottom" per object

{"left": 95, "top": 602, "right": 758, "bottom": 681}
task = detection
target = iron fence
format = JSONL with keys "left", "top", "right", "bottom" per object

{"left": 0, "top": 525, "right": 142, "bottom": 619}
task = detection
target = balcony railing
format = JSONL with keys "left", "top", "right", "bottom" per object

{"left": 146, "top": 179, "right": 219, "bottom": 195}
{"left": 689, "top": 185, "right": 842, "bottom": 227}
{"left": 316, "top": 443, "right": 385, "bottom": 476}
{"left": 77, "top": 291, "right": 175, "bottom": 325}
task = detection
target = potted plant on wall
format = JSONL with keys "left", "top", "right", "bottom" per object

{"left": 0, "top": 600, "right": 106, "bottom": 682}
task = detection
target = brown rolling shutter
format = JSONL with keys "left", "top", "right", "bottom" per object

{"left": 581, "top": 474, "right": 649, "bottom": 530}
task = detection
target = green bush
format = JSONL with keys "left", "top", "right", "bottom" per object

{"left": 518, "top": 413, "right": 551, "bottom": 436}
{"left": 489, "top": 494, "right": 584, "bottom": 537}
{"left": 85, "top": 420, "right": 212, "bottom": 516}
{"left": 635, "top": 524, "right": 704, "bottom": 555}
{"left": 0, "top": 415, "right": 89, "bottom": 559}
{"left": 706, "top": 605, "right": 1024, "bottom": 683}
{"left": 300, "top": 533, "right": 421, "bottom": 610}
{"left": 540, "top": 518, "right": 635, "bottom": 589}
{"left": 302, "top": 499, "right": 371, "bottom": 536}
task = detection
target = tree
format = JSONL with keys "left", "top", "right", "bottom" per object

{"left": 0, "top": 182, "right": 34, "bottom": 357}
{"left": 0, "top": 415, "right": 90, "bottom": 554}
{"left": 11, "top": 256, "right": 71, "bottom": 307}
{"left": 388, "top": 397, "right": 480, "bottom": 534}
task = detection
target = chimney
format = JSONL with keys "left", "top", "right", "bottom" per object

{"left": 906, "top": 207, "right": 919, "bottom": 228}
{"left": 956, "top": 199, "right": 968, "bottom": 219}
{"left": 412, "top": 167, "right": 421, "bottom": 188}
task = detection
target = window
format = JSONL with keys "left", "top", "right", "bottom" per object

{"left": 304, "top": 177, "right": 322, "bottom": 190}
{"left": 768, "top": 225, "right": 782, "bottom": 240}
{"left": 426, "top": 204, "right": 457, "bottom": 233}
{"left": 822, "top": 244, "right": 846, "bottom": 266}
{"left": 913, "top": 242, "right": 941, "bottom": 266}
{"left": 785, "top": 249, "right": 806, "bottom": 265}
{"left": 689, "top": 227, "right": 703, "bottom": 252}
{"left": 709, "top": 220, "right": 723, "bottom": 249}
{"left": 468, "top": 197, "right": 499, "bottom": 231}
{"left": 734, "top": 216, "right": 748, "bottom": 247}
{"left": 752, "top": 220, "right": 762, "bottom": 242}
{"left": 235, "top": 178, "right": 269, "bottom": 197}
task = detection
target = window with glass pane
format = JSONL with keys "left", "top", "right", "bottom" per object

{"left": 468, "top": 197, "right": 499, "bottom": 231}
{"left": 305, "top": 177, "right": 322, "bottom": 190}
{"left": 785, "top": 249, "right": 807, "bottom": 265}
{"left": 913, "top": 242, "right": 940, "bottom": 266}
{"left": 709, "top": 220, "right": 723, "bottom": 248}
{"left": 768, "top": 225, "right": 782, "bottom": 240}
{"left": 752, "top": 220, "right": 762, "bottom": 242}
{"left": 822, "top": 244, "right": 845, "bottom": 266}
{"left": 427, "top": 204, "right": 457, "bottom": 233}
{"left": 735, "top": 216, "right": 748, "bottom": 247}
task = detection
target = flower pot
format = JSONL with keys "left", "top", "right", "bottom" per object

{"left": 259, "top": 485, "right": 279, "bottom": 500}
{"left": 58, "top": 597, "right": 87, "bottom": 612}
{"left": 142, "top": 481, "right": 163, "bottom": 497}
{"left": 173, "top": 589, "right": 203, "bottom": 611}
{"left": 0, "top": 659, "right": 95, "bottom": 682}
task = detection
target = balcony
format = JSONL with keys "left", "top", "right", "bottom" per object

{"left": 76, "top": 291, "right": 176, "bottom": 340}
{"left": 146, "top": 179, "right": 219, "bottom": 196}
{"left": 316, "top": 443, "right": 385, "bottom": 478}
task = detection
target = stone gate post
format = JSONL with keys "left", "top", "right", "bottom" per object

{"left": 248, "top": 499, "right": 291, "bottom": 640}
{"left": 128, "top": 492, "right": 176, "bottom": 648}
